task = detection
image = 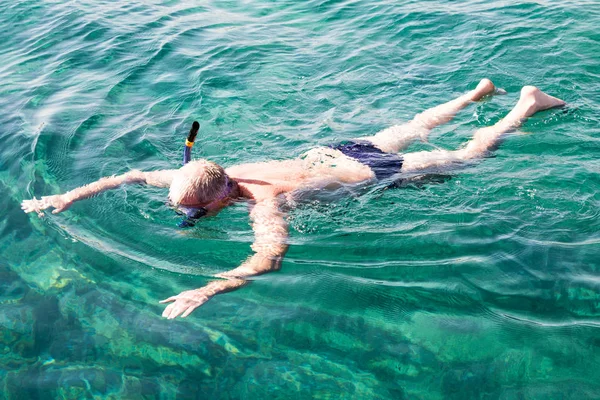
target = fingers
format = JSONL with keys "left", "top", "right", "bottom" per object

{"left": 181, "top": 304, "right": 199, "bottom": 318}
{"left": 21, "top": 199, "right": 39, "bottom": 213}
{"left": 163, "top": 300, "right": 192, "bottom": 319}
{"left": 159, "top": 296, "right": 177, "bottom": 304}
{"left": 162, "top": 298, "right": 190, "bottom": 319}
{"left": 162, "top": 303, "right": 176, "bottom": 318}
{"left": 21, "top": 197, "right": 51, "bottom": 214}
{"left": 160, "top": 295, "right": 209, "bottom": 319}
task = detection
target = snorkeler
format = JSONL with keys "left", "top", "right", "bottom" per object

{"left": 21, "top": 80, "right": 566, "bottom": 319}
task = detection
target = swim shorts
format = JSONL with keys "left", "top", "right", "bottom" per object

{"left": 332, "top": 140, "right": 403, "bottom": 180}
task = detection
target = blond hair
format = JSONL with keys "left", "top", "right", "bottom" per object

{"left": 168, "top": 159, "right": 228, "bottom": 205}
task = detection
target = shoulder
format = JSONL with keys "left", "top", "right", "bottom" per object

{"left": 236, "top": 181, "right": 276, "bottom": 202}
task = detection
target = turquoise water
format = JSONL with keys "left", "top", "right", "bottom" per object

{"left": 1, "top": 0, "right": 599, "bottom": 398}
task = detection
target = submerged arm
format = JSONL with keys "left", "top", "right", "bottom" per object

{"left": 21, "top": 169, "right": 177, "bottom": 215}
{"left": 160, "top": 197, "right": 289, "bottom": 319}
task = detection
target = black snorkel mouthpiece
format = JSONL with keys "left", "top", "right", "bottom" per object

{"left": 182, "top": 121, "right": 200, "bottom": 165}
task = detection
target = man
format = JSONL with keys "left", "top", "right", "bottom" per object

{"left": 21, "top": 80, "right": 565, "bottom": 319}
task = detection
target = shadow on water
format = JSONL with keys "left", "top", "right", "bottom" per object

{"left": 390, "top": 173, "right": 454, "bottom": 190}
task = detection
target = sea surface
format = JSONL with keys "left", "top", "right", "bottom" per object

{"left": 1, "top": 0, "right": 599, "bottom": 398}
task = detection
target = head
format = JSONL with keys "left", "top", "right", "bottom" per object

{"left": 168, "top": 160, "right": 232, "bottom": 211}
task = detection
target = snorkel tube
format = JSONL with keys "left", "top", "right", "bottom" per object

{"left": 178, "top": 121, "right": 205, "bottom": 227}
{"left": 182, "top": 121, "right": 200, "bottom": 165}
{"left": 176, "top": 121, "right": 235, "bottom": 228}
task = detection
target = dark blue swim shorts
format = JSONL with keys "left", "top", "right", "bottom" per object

{"left": 332, "top": 140, "right": 403, "bottom": 180}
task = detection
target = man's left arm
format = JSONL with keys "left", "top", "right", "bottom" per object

{"left": 160, "top": 197, "right": 289, "bottom": 319}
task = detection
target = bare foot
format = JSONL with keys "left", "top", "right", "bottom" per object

{"left": 520, "top": 86, "right": 566, "bottom": 114}
{"left": 471, "top": 78, "right": 502, "bottom": 101}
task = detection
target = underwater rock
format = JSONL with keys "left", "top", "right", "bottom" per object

{"left": 233, "top": 359, "right": 392, "bottom": 400}
{"left": 5, "top": 365, "right": 123, "bottom": 399}
{"left": 0, "top": 304, "right": 36, "bottom": 366}
{"left": 401, "top": 312, "right": 504, "bottom": 363}
{"left": 0, "top": 266, "right": 28, "bottom": 304}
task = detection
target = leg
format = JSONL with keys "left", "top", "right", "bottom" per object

{"left": 363, "top": 79, "right": 499, "bottom": 153}
{"left": 402, "top": 86, "right": 565, "bottom": 172}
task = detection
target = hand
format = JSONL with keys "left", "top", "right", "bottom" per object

{"left": 21, "top": 194, "right": 72, "bottom": 215}
{"left": 160, "top": 287, "right": 214, "bottom": 319}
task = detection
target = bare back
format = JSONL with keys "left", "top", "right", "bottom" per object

{"left": 226, "top": 146, "right": 375, "bottom": 201}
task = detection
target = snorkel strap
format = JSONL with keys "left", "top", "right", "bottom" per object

{"left": 182, "top": 121, "right": 200, "bottom": 165}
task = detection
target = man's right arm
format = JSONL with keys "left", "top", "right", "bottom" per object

{"left": 21, "top": 169, "right": 178, "bottom": 215}
{"left": 159, "top": 197, "right": 289, "bottom": 319}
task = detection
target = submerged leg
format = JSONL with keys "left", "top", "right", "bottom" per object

{"left": 402, "top": 86, "right": 566, "bottom": 172}
{"left": 364, "top": 79, "right": 499, "bottom": 153}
